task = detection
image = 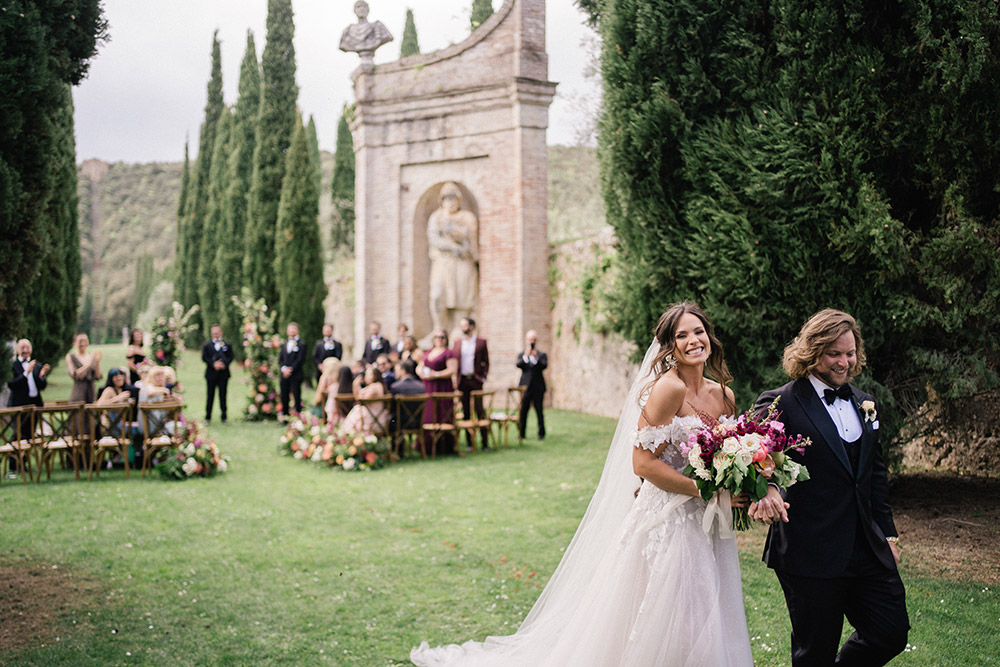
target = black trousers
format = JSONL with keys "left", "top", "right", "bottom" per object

{"left": 457, "top": 375, "right": 488, "bottom": 448}
{"left": 205, "top": 375, "right": 229, "bottom": 421}
{"left": 518, "top": 389, "right": 545, "bottom": 438}
{"left": 774, "top": 539, "right": 909, "bottom": 666}
{"left": 280, "top": 375, "right": 303, "bottom": 415}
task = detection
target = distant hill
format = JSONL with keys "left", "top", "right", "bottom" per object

{"left": 75, "top": 146, "right": 606, "bottom": 341}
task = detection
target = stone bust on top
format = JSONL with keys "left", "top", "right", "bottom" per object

{"left": 339, "top": 1, "right": 393, "bottom": 67}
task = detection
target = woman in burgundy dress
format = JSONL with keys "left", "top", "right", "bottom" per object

{"left": 418, "top": 329, "right": 458, "bottom": 454}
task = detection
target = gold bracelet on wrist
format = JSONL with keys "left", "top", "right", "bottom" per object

{"left": 886, "top": 536, "right": 899, "bottom": 544}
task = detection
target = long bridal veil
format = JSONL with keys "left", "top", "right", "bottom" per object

{"left": 411, "top": 339, "right": 662, "bottom": 666}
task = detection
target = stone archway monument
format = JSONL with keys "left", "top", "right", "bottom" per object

{"left": 344, "top": 0, "right": 556, "bottom": 386}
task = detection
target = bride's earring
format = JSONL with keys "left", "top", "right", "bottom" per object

{"left": 664, "top": 352, "right": 677, "bottom": 370}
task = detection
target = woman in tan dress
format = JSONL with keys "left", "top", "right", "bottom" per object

{"left": 66, "top": 333, "right": 102, "bottom": 403}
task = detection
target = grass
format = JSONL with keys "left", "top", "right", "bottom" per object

{"left": 1, "top": 345, "right": 997, "bottom": 665}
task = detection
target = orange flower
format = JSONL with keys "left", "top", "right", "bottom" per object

{"left": 365, "top": 451, "right": 377, "bottom": 464}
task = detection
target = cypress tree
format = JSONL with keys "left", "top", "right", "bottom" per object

{"left": 306, "top": 114, "right": 322, "bottom": 193}
{"left": 216, "top": 31, "right": 261, "bottom": 349}
{"left": 470, "top": 0, "right": 493, "bottom": 30}
{"left": 134, "top": 254, "right": 156, "bottom": 320}
{"left": 181, "top": 31, "right": 225, "bottom": 339}
{"left": 197, "top": 108, "right": 234, "bottom": 332}
{"left": 597, "top": 0, "right": 1000, "bottom": 433}
{"left": 401, "top": 8, "right": 420, "bottom": 57}
{"left": 174, "top": 140, "right": 192, "bottom": 301}
{"left": 330, "top": 105, "right": 355, "bottom": 252}
{"left": 276, "top": 114, "right": 325, "bottom": 344}
{"left": 0, "top": 1, "right": 105, "bottom": 378}
{"left": 246, "top": 0, "right": 299, "bottom": 307}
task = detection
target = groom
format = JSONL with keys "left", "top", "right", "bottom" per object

{"left": 749, "top": 309, "right": 908, "bottom": 666}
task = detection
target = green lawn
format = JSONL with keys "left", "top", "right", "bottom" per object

{"left": 1, "top": 346, "right": 996, "bottom": 665}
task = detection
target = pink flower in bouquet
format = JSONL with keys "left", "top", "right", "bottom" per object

{"left": 752, "top": 445, "right": 768, "bottom": 463}
{"left": 258, "top": 363, "right": 269, "bottom": 373}
{"left": 258, "top": 383, "right": 269, "bottom": 393}
{"left": 261, "top": 403, "right": 273, "bottom": 414}
{"left": 155, "top": 349, "right": 165, "bottom": 360}
{"left": 758, "top": 455, "right": 776, "bottom": 478}
{"left": 365, "top": 451, "right": 377, "bottom": 464}
{"left": 348, "top": 445, "right": 358, "bottom": 456}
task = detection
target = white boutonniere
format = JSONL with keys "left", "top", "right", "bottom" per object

{"left": 861, "top": 400, "right": 877, "bottom": 423}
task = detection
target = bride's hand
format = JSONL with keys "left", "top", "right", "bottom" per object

{"left": 731, "top": 492, "right": 750, "bottom": 508}
{"left": 748, "top": 487, "right": 789, "bottom": 524}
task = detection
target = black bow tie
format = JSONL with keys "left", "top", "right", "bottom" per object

{"left": 824, "top": 385, "right": 852, "bottom": 405}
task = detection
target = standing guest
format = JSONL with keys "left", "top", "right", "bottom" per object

{"left": 312, "top": 323, "right": 343, "bottom": 382}
{"left": 749, "top": 309, "right": 909, "bottom": 666}
{"left": 392, "top": 323, "right": 410, "bottom": 360}
{"left": 516, "top": 330, "right": 548, "bottom": 440}
{"left": 312, "top": 357, "right": 342, "bottom": 419}
{"left": 420, "top": 329, "right": 458, "bottom": 454}
{"left": 8, "top": 339, "right": 50, "bottom": 452}
{"left": 363, "top": 321, "right": 390, "bottom": 365}
{"left": 452, "top": 317, "right": 489, "bottom": 449}
{"left": 202, "top": 324, "right": 234, "bottom": 424}
{"left": 66, "top": 332, "right": 102, "bottom": 403}
{"left": 278, "top": 322, "right": 306, "bottom": 421}
{"left": 376, "top": 353, "right": 397, "bottom": 389}
{"left": 125, "top": 328, "right": 146, "bottom": 385}
{"left": 399, "top": 335, "right": 422, "bottom": 363}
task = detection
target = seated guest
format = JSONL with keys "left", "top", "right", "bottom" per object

{"left": 138, "top": 366, "right": 182, "bottom": 437}
{"left": 312, "top": 357, "right": 342, "bottom": 419}
{"left": 340, "top": 366, "right": 389, "bottom": 434}
{"left": 390, "top": 359, "right": 425, "bottom": 395}
{"left": 376, "top": 353, "right": 397, "bottom": 388}
{"left": 126, "top": 328, "right": 146, "bottom": 385}
{"left": 97, "top": 368, "right": 134, "bottom": 406}
{"left": 325, "top": 365, "right": 357, "bottom": 424}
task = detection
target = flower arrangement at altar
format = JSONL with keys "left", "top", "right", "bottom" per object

{"left": 681, "top": 398, "right": 811, "bottom": 530}
{"left": 233, "top": 290, "right": 281, "bottom": 421}
{"left": 279, "top": 416, "right": 394, "bottom": 471}
{"left": 156, "top": 418, "right": 229, "bottom": 480}
{"left": 150, "top": 302, "right": 200, "bottom": 367}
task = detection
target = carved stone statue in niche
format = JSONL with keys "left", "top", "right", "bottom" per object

{"left": 339, "top": 1, "right": 393, "bottom": 68}
{"left": 427, "top": 182, "right": 479, "bottom": 334}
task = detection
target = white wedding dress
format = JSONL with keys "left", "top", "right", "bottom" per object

{"left": 411, "top": 341, "right": 754, "bottom": 667}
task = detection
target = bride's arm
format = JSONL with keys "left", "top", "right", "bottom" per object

{"left": 632, "top": 376, "right": 700, "bottom": 498}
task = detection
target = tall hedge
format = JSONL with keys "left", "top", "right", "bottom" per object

{"left": 330, "top": 105, "right": 355, "bottom": 252}
{"left": 245, "top": 0, "right": 299, "bottom": 307}
{"left": 401, "top": 8, "right": 420, "bottom": 57}
{"left": 594, "top": 0, "right": 1000, "bottom": 433}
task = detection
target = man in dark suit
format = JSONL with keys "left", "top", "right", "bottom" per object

{"left": 362, "top": 321, "right": 390, "bottom": 366}
{"left": 202, "top": 324, "right": 234, "bottom": 424}
{"left": 312, "top": 323, "right": 343, "bottom": 382}
{"left": 453, "top": 317, "right": 489, "bottom": 449}
{"left": 278, "top": 322, "right": 306, "bottom": 420}
{"left": 516, "top": 330, "right": 547, "bottom": 440}
{"left": 750, "top": 309, "right": 908, "bottom": 666}
{"left": 7, "top": 339, "right": 50, "bottom": 458}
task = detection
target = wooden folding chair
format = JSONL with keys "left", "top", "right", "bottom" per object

{"left": 393, "top": 393, "right": 429, "bottom": 459}
{"left": 0, "top": 406, "right": 33, "bottom": 483}
{"left": 86, "top": 401, "right": 135, "bottom": 480}
{"left": 491, "top": 386, "right": 525, "bottom": 448}
{"left": 356, "top": 395, "right": 392, "bottom": 440}
{"left": 333, "top": 393, "right": 355, "bottom": 421}
{"left": 457, "top": 389, "right": 496, "bottom": 453}
{"left": 138, "top": 401, "right": 184, "bottom": 478}
{"left": 34, "top": 403, "right": 86, "bottom": 482}
{"left": 422, "top": 391, "right": 460, "bottom": 459}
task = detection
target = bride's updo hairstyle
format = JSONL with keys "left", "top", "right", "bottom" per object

{"left": 782, "top": 308, "right": 866, "bottom": 380}
{"left": 644, "top": 302, "right": 734, "bottom": 412}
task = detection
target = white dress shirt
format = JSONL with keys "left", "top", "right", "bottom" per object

{"left": 20, "top": 358, "right": 38, "bottom": 397}
{"left": 808, "top": 374, "right": 862, "bottom": 442}
{"left": 460, "top": 335, "right": 477, "bottom": 375}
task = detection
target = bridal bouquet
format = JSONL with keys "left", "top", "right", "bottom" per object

{"left": 681, "top": 398, "right": 811, "bottom": 530}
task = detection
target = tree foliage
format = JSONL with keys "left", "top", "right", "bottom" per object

{"left": 276, "top": 115, "right": 325, "bottom": 344}
{"left": 197, "top": 108, "right": 234, "bottom": 332}
{"left": 0, "top": 0, "right": 106, "bottom": 378}
{"left": 470, "top": 0, "right": 493, "bottom": 30}
{"left": 246, "top": 0, "right": 299, "bottom": 308}
{"left": 597, "top": 0, "right": 1000, "bottom": 436}
{"left": 330, "top": 105, "right": 356, "bottom": 252}
{"left": 401, "top": 8, "right": 420, "bottom": 57}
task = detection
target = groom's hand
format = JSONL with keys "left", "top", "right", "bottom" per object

{"left": 748, "top": 486, "right": 789, "bottom": 525}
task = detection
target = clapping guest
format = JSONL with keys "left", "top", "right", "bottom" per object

{"left": 363, "top": 321, "right": 390, "bottom": 365}
{"left": 516, "top": 330, "right": 548, "bottom": 440}
{"left": 66, "top": 332, "right": 102, "bottom": 403}
{"left": 126, "top": 328, "right": 146, "bottom": 385}
{"left": 313, "top": 357, "right": 342, "bottom": 419}
{"left": 312, "top": 323, "right": 343, "bottom": 382}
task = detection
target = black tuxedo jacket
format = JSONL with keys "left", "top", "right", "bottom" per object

{"left": 279, "top": 339, "right": 306, "bottom": 379}
{"left": 202, "top": 340, "right": 235, "bottom": 379}
{"left": 516, "top": 351, "right": 547, "bottom": 394}
{"left": 7, "top": 358, "right": 48, "bottom": 406}
{"left": 313, "top": 338, "right": 343, "bottom": 370}
{"left": 363, "top": 336, "right": 390, "bottom": 365}
{"left": 755, "top": 377, "right": 898, "bottom": 577}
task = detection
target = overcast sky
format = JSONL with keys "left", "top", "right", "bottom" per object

{"left": 72, "top": 0, "right": 598, "bottom": 164}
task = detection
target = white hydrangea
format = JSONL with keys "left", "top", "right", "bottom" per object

{"left": 217, "top": 459, "right": 227, "bottom": 474}
{"left": 342, "top": 457, "right": 357, "bottom": 471}
{"left": 181, "top": 458, "right": 199, "bottom": 476}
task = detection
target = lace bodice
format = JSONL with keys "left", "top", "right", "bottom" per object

{"left": 634, "top": 414, "right": 734, "bottom": 471}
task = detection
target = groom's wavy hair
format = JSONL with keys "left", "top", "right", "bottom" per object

{"left": 782, "top": 309, "right": 867, "bottom": 380}
{"left": 643, "top": 302, "right": 734, "bottom": 414}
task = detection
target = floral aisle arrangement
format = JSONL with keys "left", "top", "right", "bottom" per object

{"left": 279, "top": 416, "right": 394, "bottom": 471}
{"left": 681, "top": 398, "right": 811, "bottom": 530}
{"left": 156, "top": 419, "right": 229, "bottom": 480}
{"left": 150, "top": 302, "right": 200, "bottom": 367}
{"left": 234, "top": 290, "right": 281, "bottom": 421}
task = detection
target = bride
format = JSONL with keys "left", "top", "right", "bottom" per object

{"left": 411, "top": 302, "right": 754, "bottom": 666}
